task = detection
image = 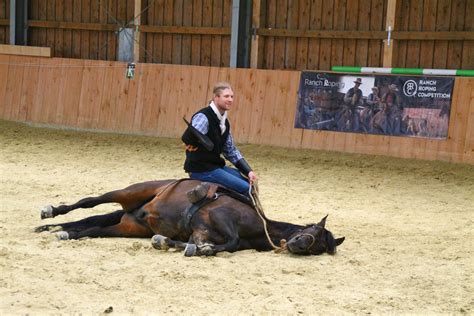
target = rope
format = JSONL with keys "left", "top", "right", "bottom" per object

{"left": 248, "top": 183, "right": 286, "bottom": 252}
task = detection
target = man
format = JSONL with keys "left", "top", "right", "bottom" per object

{"left": 182, "top": 82, "right": 257, "bottom": 196}
{"left": 342, "top": 77, "right": 364, "bottom": 131}
{"left": 381, "top": 83, "right": 402, "bottom": 135}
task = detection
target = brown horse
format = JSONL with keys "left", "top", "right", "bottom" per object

{"left": 35, "top": 179, "right": 344, "bottom": 256}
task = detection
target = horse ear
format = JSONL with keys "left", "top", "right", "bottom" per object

{"left": 317, "top": 214, "right": 328, "bottom": 228}
{"left": 335, "top": 237, "right": 345, "bottom": 246}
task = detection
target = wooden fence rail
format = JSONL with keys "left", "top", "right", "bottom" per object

{"left": 0, "top": 55, "right": 472, "bottom": 164}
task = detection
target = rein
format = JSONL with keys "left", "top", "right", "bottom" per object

{"left": 248, "top": 184, "right": 286, "bottom": 252}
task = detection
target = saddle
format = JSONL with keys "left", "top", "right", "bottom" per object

{"left": 182, "top": 182, "right": 253, "bottom": 233}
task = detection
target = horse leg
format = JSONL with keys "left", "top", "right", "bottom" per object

{"left": 56, "top": 213, "right": 154, "bottom": 240}
{"left": 41, "top": 181, "right": 168, "bottom": 219}
{"left": 151, "top": 234, "right": 191, "bottom": 251}
{"left": 186, "top": 209, "right": 240, "bottom": 256}
{"left": 35, "top": 210, "right": 125, "bottom": 233}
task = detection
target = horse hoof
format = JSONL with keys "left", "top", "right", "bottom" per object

{"left": 56, "top": 231, "right": 69, "bottom": 240}
{"left": 184, "top": 243, "right": 197, "bottom": 257}
{"left": 41, "top": 205, "right": 54, "bottom": 219}
{"left": 151, "top": 234, "right": 169, "bottom": 251}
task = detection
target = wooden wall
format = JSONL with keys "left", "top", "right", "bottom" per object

{"left": 394, "top": 0, "right": 474, "bottom": 69}
{"left": 0, "top": 55, "right": 472, "bottom": 164}
{"left": 9, "top": 0, "right": 472, "bottom": 70}
{"left": 0, "top": 0, "right": 9, "bottom": 45}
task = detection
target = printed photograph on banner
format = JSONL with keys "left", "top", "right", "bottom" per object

{"left": 294, "top": 72, "right": 454, "bottom": 139}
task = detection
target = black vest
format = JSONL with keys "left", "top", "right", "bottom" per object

{"left": 183, "top": 107, "right": 230, "bottom": 173}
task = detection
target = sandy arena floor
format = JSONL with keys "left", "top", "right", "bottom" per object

{"left": 0, "top": 119, "right": 473, "bottom": 314}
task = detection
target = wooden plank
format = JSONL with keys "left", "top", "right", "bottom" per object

{"left": 173, "top": 0, "right": 184, "bottom": 64}
{"left": 295, "top": 0, "right": 309, "bottom": 70}
{"left": 43, "top": 58, "right": 63, "bottom": 124}
{"left": 133, "top": 0, "right": 141, "bottom": 62}
{"left": 419, "top": 0, "right": 437, "bottom": 68}
{"left": 62, "top": 0, "right": 73, "bottom": 58}
{"left": 72, "top": 0, "right": 82, "bottom": 58}
{"left": 368, "top": 0, "right": 384, "bottom": 67}
{"left": 192, "top": 0, "right": 202, "bottom": 65}
{"left": 98, "top": 0, "right": 108, "bottom": 60}
{"left": 16, "top": 57, "right": 34, "bottom": 121}
{"left": 228, "top": 67, "right": 257, "bottom": 143}
{"left": 446, "top": 0, "right": 465, "bottom": 69}
{"left": 343, "top": 0, "right": 358, "bottom": 68}
{"left": 162, "top": 0, "right": 173, "bottom": 64}
{"left": 0, "top": 54, "right": 10, "bottom": 116}
{"left": 62, "top": 59, "right": 85, "bottom": 127}
{"left": 273, "top": 0, "right": 287, "bottom": 69}
{"left": 81, "top": 0, "right": 91, "bottom": 59}
{"left": 433, "top": 0, "right": 452, "bottom": 69}
{"left": 113, "top": 63, "right": 135, "bottom": 131}
{"left": 38, "top": 1, "right": 48, "bottom": 47}
{"left": 200, "top": 0, "right": 213, "bottom": 66}
{"left": 89, "top": 0, "right": 100, "bottom": 60}
{"left": 181, "top": 0, "right": 193, "bottom": 65}
{"left": 405, "top": 0, "right": 422, "bottom": 68}
{"left": 140, "top": 64, "right": 166, "bottom": 133}
{"left": 220, "top": 0, "right": 231, "bottom": 67}
{"left": 156, "top": 65, "right": 182, "bottom": 136}
{"left": 2, "top": 56, "right": 25, "bottom": 120}
{"left": 250, "top": 0, "right": 261, "bottom": 68}
{"left": 246, "top": 69, "right": 268, "bottom": 144}
{"left": 263, "top": 0, "right": 277, "bottom": 69}
{"left": 152, "top": 0, "right": 165, "bottom": 63}
{"left": 355, "top": 0, "right": 370, "bottom": 67}
{"left": 106, "top": 0, "right": 117, "bottom": 61}
{"left": 97, "top": 61, "right": 122, "bottom": 130}
{"left": 462, "top": 79, "right": 474, "bottom": 163}
{"left": 55, "top": 0, "right": 65, "bottom": 57}
{"left": 462, "top": 0, "right": 474, "bottom": 69}
{"left": 285, "top": 0, "right": 298, "bottom": 69}
{"left": 383, "top": 0, "right": 397, "bottom": 67}
{"left": 46, "top": 0, "right": 55, "bottom": 56}
{"left": 273, "top": 70, "right": 300, "bottom": 147}
{"left": 306, "top": 0, "right": 322, "bottom": 70}
{"left": 319, "top": 0, "right": 334, "bottom": 70}
{"left": 332, "top": 0, "right": 346, "bottom": 71}
{"left": 210, "top": 0, "right": 222, "bottom": 67}
{"left": 0, "top": 44, "right": 51, "bottom": 57}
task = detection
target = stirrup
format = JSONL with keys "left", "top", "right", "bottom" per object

{"left": 186, "top": 182, "right": 210, "bottom": 204}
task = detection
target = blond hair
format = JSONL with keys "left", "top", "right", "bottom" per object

{"left": 212, "top": 82, "right": 233, "bottom": 96}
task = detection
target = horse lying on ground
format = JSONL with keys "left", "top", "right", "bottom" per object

{"left": 35, "top": 179, "right": 345, "bottom": 256}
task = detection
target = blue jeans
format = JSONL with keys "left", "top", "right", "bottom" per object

{"left": 190, "top": 166, "right": 250, "bottom": 195}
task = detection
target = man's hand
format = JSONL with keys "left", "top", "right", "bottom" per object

{"left": 184, "top": 144, "right": 198, "bottom": 152}
{"left": 248, "top": 171, "right": 258, "bottom": 185}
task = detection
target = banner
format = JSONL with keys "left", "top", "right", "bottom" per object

{"left": 294, "top": 72, "right": 454, "bottom": 139}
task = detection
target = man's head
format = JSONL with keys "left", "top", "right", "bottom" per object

{"left": 353, "top": 78, "right": 362, "bottom": 87}
{"left": 212, "top": 82, "right": 234, "bottom": 113}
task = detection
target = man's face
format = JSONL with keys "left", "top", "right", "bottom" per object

{"left": 213, "top": 88, "right": 234, "bottom": 113}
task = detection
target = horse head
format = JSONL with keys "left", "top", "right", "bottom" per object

{"left": 286, "top": 215, "right": 345, "bottom": 255}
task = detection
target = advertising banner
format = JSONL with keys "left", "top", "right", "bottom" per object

{"left": 294, "top": 72, "right": 454, "bottom": 139}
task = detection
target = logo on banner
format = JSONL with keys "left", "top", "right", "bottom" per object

{"left": 403, "top": 80, "right": 418, "bottom": 96}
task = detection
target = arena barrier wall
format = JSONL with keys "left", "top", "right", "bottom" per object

{"left": 0, "top": 55, "right": 472, "bottom": 164}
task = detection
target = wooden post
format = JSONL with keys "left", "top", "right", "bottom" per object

{"left": 250, "top": 0, "right": 261, "bottom": 68}
{"left": 383, "top": 0, "right": 397, "bottom": 67}
{"left": 133, "top": 0, "right": 141, "bottom": 63}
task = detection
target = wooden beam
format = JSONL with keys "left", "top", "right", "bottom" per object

{"left": 0, "top": 19, "right": 9, "bottom": 26}
{"left": 257, "top": 29, "right": 387, "bottom": 39}
{"left": 383, "top": 0, "right": 397, "bottom": 67}
{"left": 139, "top": 25, "right": 231, "bottom": 35}
{"left": 393, "top": 31, "right": 474, "bottom": 41}
{"left": 255, "top": 29, "right": 474, "bottom": 41}
{"left": 133, "top": 0, "right": 140, "bottom": 63}
{"left": 28, "top": 20, "right": 119, "bottom": 32}
{"left": 0, "top": 44, "right": 51, "bottom": 57}
{"left": 250, "top": 0, "right": 261, "bottom": 68}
